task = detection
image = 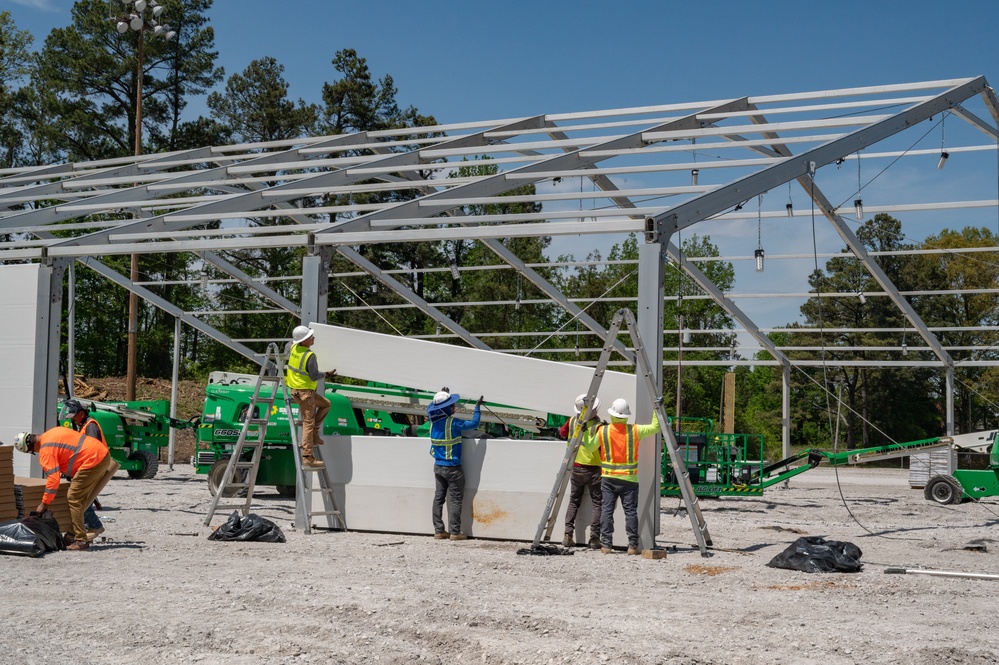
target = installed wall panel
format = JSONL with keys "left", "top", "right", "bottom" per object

{"left": 315, "top": 435, "right": 632, "bottom": 546}
{"left": 0, "top": 265, "right": 47, "bottom": 477}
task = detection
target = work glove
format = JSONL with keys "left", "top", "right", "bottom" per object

{"left": 476, "top": 395, "right": 485, "bottom": 407}
{"left": 441, "top": 386, "right": 449, "bottom": 393}
{"left": 326, "top": 369, "right": 338, "bottom": 380}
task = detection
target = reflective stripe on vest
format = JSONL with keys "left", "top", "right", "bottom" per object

{"left": 285, "top": 344, "right": 317, "bottom": 390}
{"left": 599, "top": 423, "right": 638, "bottom": 476}
{"left": 41, "top": 431, "right": 90, "bottom": 477}
{"left": 430, "top": 417, "right": 460, "bottom": 461}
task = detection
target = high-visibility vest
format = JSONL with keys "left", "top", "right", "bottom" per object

{"left": 430, "top": 416, "right": 460, "bottom": 462}
{"left": 83, "top": 417, "right": 106, "bottom": 445}
{"left": 37, "top": 426, "right": 108, "bottom": 503}
{"left": 566, "top": 416, "right": 601, "bottom": 466}
{"left": 598, "top": 422, "right": 640, "bottom": 481}
{"left": 285, "top": 344, "right": 317, "bottom": 390}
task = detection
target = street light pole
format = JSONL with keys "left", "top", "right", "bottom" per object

{"left": 115, "top": 0, "right": 174, "bottom": 400}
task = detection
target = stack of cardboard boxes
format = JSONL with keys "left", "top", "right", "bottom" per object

{"left": 15, "top": 476, "right": 72, "bottom": 529}
{"left": 0, "top": 446, "right": 15, "bottom": 521}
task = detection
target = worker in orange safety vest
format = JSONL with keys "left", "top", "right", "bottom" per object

{"left": 14, "top": 426, "right": 111, "bottom": 551}
{"left": 581, "top": 398, "right": 659, "bottom": 555}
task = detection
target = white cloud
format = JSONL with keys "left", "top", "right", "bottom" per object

{"left": 9, "top": 0, "right": 57, "bottom": 11}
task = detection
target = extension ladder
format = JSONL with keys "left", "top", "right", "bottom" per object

{"left": 532, "top": 308, "right": 712, "bottom": 556}
{"left": 203, "top": 343, "right": 345, "bottom": 534}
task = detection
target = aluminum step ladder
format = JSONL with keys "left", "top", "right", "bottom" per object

{"left": 276, "top": 370, "right": 345, "bottom": 534}
{"left": 532, "top": 308, "right": 712, "bottom": 556}
{"left": 203, "top": 343, "right": 283, "bottom": 526}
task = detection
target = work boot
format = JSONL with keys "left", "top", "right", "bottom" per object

{"left": 600, "top": 546, "right": 613, "bottom": 554}
{"left": 302, "top": 456, "right": 325, "bottom": 468}
{"left": 67, "top": 540, "right": 90, "bottom": 551}
{"left": 86, "top": 527, "right": 105, "bottom": 541}
{"left": 588, "top": 536, "right": 601, "bottom": 550}
{"left": 627, "top": 546, "right": 641, "bottom": 556}
{"left": 450, "top": 533, "right": 468, "bottom": 541}
{"left": 562, "top": 535, "right": 575, "bottom": 548}
{"left": 433, "top": 532, "right": 449, "bottom": 540}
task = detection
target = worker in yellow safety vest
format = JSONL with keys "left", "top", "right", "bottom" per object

{"left": 285, "top": 325, "right": 333, "bottom": 468}
{"left": 559, "top": 394, "right": 604, "bottom": 549}
{"left": 582, "top": 398, "right": 659, "bottom": 555}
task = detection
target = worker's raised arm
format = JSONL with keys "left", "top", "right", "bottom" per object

{"left": 635, "top": 411, "right": 660, "bottom": 439}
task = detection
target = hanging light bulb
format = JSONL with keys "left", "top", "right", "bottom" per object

{"left": 937, "top": 151, "right": 949, "bottom": 169}
{"left": 682, "top": 329, "right": 692, "bottom": 345}
{"left": 785, "top": 202, "right": 793, "bottom": 217}
{"left": 754, "top": 248, "right": 765, "bottom": 272}
{"left": 199, "top": 269, "right": 209, "bottom": 289}
{"left": 449, "top": 262, "right": 460, "bottom": 280}
{"left": 691, "top": 169, "right": 699, "bottom": 186}
{"left": 854, "top": 199, "right": 864, "bottom": 220}
{"left": 858, "top": 291, "right": 866, "bottom": 305}
{"left": 515, "top": 295, "right": 521, "bottom": 310}
{"left": 901, "top": 341, "right": 908, "bottom": 355}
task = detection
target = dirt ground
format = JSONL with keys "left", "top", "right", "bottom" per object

{"left": 3, "top": 464, "right": 998, "bottom": 665}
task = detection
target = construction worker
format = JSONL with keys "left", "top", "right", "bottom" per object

{"left": 559, "top": 394, "right": 603, "bottom": 549}
{"left": 427, "top": 388, "right": 482, "bottom": 541}
{"left": 582, "top": 398, "right": 660, "bottom": 555}
{"left": 63, "top": 399, "right": 107, "bottom": 540}
{"left": 14, "top": 426, "right": 112, "bottom": 551}
{"left": 285, "top": 325, "right": 332, "bottom": 468}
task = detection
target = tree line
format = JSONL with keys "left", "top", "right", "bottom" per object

{"left": 2, "top": 4, "right": 997, "bottom": 456}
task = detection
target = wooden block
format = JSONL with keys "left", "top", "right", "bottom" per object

{"left": 641, "top": 549, "right": 668, "bottom": 560}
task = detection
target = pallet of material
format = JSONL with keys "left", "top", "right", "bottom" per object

{"left": 15, "top": 477, "right": 72, "bottom": 528}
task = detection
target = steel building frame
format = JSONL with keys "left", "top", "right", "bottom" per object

{"left": 3, "top": 77, "right": 999, "bottom": 453}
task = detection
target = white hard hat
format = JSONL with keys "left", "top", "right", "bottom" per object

{"left": 292, "top": 325, "right": 315, "bottom": 344}
{"left": 13, "top": 432, "right": 32, "bottom": 454}
{"left": 607, "top": 398, "right": 631, "bottom": 419}
{"left": 573, "top": 393, "right": 601, "bottom": 415}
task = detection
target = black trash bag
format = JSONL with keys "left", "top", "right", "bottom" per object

{"left": 516, "top": 544, "right": 574, "bottom": 556}
{"left": 208, "top": 511, "right": 286, "bottom": 543}
{"left": 0, "top": 513, "right": 66, "bottom": 557}
{"left": 766, "top": 536, "right": 863, "bottom": 573}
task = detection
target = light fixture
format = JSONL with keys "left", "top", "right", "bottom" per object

{"left": 152, "top": 4, "right": 163, "bottom": 17}
{"left": 691, "top": 169, "right": 699, "bottom": 186}
{"left": 901, "top": 341, "right": 908, "bottom": 355}
{"left": 937, "top": 151, "right": 949, "bottom": 169}
{"left": 682, "top": 329, "right": 692, "bottom": 345}
{"left": 199, "top": 269, "right": 208, "bottom": 289}
{"left": 116, "top": 20, "right": 129, "bottom": 33}
{"left": 858, "top": 291, "right": 866, "bottom": 305}
{"left": 449, "top": 262, "right": 459, "bottom": 280}
{"left": 134, "top": 0, "right": 146, "bottom": 11}
{"left": 754, "top": 193, "right": 765, "bottom": 272}
{"left": 854, "top": 199, "right": 864, "bottom": 220}
{"left": 786, "top": 182, "right": 793, "bottom": 217}
{"left": 515, "top": 295, "right": 521, "bottom": 310}
{"left": 129, "top": 14, "right": 143, "bottom": 30}
{"left": 785, "top": 203, "right": 793, "bottom": 217}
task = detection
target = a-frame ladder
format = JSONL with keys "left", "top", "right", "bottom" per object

{"left": 532, "top": 308, "right": 712, "bottom": 556}
{"left": 203, "top": 343, "right": 345, "bottom": 534}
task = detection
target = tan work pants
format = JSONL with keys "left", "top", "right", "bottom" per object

{"left": 290, "top": 389, "right": 331, "bottom": 458}
{"left": 67, "top": 454, "right": 112, "bottom": 542}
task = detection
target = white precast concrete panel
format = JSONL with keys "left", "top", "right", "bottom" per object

{"left": 0, "top": 264, "right": 45, "bottom": 477}
{"left": 310, "top": 324, "right": 637, "bottom": 418}
{"left": 316, "top": 436, "right": 630, "bottom": 545}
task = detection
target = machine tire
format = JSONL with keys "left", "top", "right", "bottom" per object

{"left": 924, "top": 474, "right": 962, "bottom": 505}
{"left": 208, "top": 457, "right": 247, "bottom": 498}
{"left": 276, "top": 485, "right": 297, "bottom": 497}
{"left": 126, "top": 450, "right": 159, "bottom": 480}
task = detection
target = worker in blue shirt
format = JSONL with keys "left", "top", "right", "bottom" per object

{"left": 428, "top": 387, "right": 483, "bottom": 541}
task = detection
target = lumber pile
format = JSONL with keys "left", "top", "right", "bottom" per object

{"left": 0, "top": 447, "right": 14, "bottom": 521}
{"left": 15, "top": 476, "right": 72, "bottom": 530}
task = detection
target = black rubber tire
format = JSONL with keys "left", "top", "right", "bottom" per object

{"left": 208, "top": 457, "right": 247, "bottom": 498}
{"left": 924, "top": 474, "right": 962, "bottom": 505}
{"left": 126, "top": 450, "right": 159, "bottom": 480}
{"left": 276, "top": 485, "right": 297, "bottom": 497}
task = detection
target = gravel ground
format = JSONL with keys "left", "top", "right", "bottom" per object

{"left": 2, "top": 464, "right": 998, "bottom": 664}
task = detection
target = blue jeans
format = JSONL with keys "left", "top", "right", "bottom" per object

{"left": 600, "top": 477, "right": 639, "bottom": 549}
{"left": 432, "top": 465, "right": 464, "bottom": 535}
{"left": 84, "top": 503, "right": 103, "bottom": 530}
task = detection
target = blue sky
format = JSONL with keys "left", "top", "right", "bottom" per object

{"left": 6, "top": 0, "right": 999, "bottom": 339}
